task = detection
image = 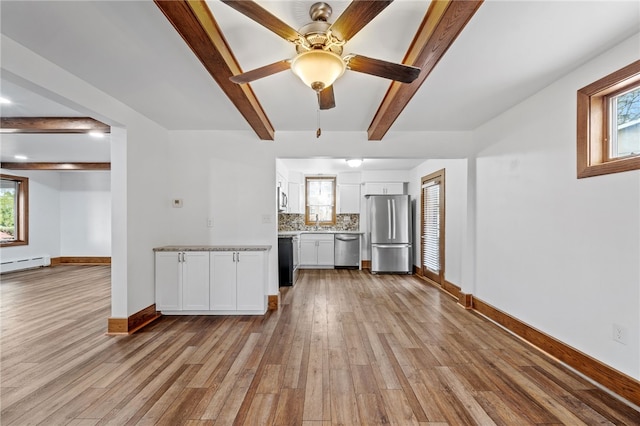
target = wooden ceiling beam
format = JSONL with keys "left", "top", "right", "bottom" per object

{"left": 368, "top": 0, "right": 484, "bottom": 140}
{"left": 154, "top": 0, "right": 275, "bottom": 140}
{"left": 0, "top": 117, "right": 110, "bottom": 134}
{"left": 0, "top": 162, "right": 110, "bottom": 171}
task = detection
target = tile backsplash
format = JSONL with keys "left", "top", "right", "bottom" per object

{"left": 278, "top": 213, "right": 360, "bottom": 232}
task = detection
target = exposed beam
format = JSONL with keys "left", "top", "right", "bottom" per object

{"left": 0, "top": 162, "right": 110, "bottom": 171}
{"left": 154, "top": 0, "right": 275, "bottom": 140}
{"left": 368, "top": 0, "right": 484, "bottom": 140}
{"left": 0, "top": 117, "right": 110, "bottom": 134}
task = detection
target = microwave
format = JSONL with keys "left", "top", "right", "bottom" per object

{"left": 277, "top": 187, "right": 288, "bottom": 212}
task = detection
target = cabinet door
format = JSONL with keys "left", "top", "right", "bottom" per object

{"left": 287, "top": 182, "right": 304, "bottom": 214}
{"left": 155, "top": 252, "right": 181, "bottom": 311}
{"left": 384, "top": 182, "right": 405, "bottom": 195}
{"left": 236, "top": 251, "right": 265, "bottom": 311}
{"left": 364, "top": 182, "right": 405, "bottom": 195}
{"left": 363, "top": 182, "right": 385, "bottom": 195}
{"left": 338, "top": 184, "right": 360, "bottom": 213}
{"left": 299, "top": 239, "right": 318, "bottom": 265}
{"left": 316, "top": 239, "right": 335, "bottom": 266}
{"left": 210, "top": 252, "right": 237, "bottom": 310}
{"left": 182, "top": 252, "right": 210, "bottom": 310}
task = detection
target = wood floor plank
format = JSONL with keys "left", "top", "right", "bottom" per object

{"left": 1, "top": 266, "right": 637, "bottom": 425}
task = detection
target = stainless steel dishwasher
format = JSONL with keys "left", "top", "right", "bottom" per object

{"left": 334, "top": 233, "right": 360, "bottom": 269}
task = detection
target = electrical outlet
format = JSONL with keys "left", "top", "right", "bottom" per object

{"left": 261, "top": 214, "right": 272, "bottom": 224}
{"left": 612, "top": 323, "right": 628, "bottom": 345}
{"left": 207, "top": 218, "right": 214, "bottom": 228}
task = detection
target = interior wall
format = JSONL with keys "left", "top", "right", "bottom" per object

{"left": 473, "top": 33, "right": 640, "bottom": 379}
{"left": 2, "top": 34, "right": 171, "bottom": 318}
{"left": 59, "top": 171, "right": 111, "bottom": 256}
{"left": 0, "top": 169, "right": 61, "bottom": 261}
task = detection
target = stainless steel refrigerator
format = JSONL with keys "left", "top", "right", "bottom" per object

{"left": 367, "top": 194, "right": 412, "bottom": 274}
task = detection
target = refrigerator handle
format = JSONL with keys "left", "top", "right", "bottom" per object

{"left": 391, "top": 198, "right": 396, "bottom": 240}
{"left": 387, "top": 199, "right": 392, "bottom": 240}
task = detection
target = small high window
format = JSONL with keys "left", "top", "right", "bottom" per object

{"left": 577, "top": 60, "right": 640, "bottom": 178}
{"left": 305, "top": 176, "right": 336, "bottom": 226}
{"left": 608, "top": 86, "right": 640, "bottom": 159}
{"left": 0, "top": 173, "right": 29, "bottom": 247}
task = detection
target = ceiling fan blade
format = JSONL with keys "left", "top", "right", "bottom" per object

{"left": 318, "top": 85, "right": 336, "bottom": 110}
{"left": 329, "top": 0, "right": 393, "bottom": 42}
{"left": 230, "top": 60, "right": 291, "bottom": 84}
{"left": 346, "top": 55, "right": 420, "bottom": 83}
{"left": 221, "top": 0, "right": 303, "bottom": 43}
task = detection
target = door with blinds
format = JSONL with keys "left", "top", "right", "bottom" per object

{"left": 421, "top": 170, "right": 445, "bottom": 284}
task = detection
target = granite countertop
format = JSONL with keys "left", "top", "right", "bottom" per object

{"left": 278, "top": 231, "right": 364, "bottom": 236}
{"left": 154, "top": 245, "right": 271, "bottom": 252}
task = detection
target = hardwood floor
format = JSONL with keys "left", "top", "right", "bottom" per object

{"left": 1, "top": 265, "right": 639, "bottom": 425}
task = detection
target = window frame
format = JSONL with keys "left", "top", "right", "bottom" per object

{"left": 0, "top": 173, "right": 29, "bottom": 247}
{"left": 304, "top": 176, "right": 336, "bottom": 226}
{"left": 577, "top": 60, "right": 640, "bottom": 178}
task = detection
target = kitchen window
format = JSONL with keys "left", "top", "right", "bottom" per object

{"left": 305, "top": 176, "right": 336, "bottom": 226}
{"left": 0, "top": 174, "right": 29, "bottom": 247}
{"left": 577, "top": 60, "right": 640, "bottom": 178}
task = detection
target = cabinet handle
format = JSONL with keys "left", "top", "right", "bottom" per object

{"left": 236, "top": 252, "right": 240, "bottom": 262}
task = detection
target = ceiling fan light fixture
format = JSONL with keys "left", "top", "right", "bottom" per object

{"left": 346, "top": 159, "right": 363, "bottom": 168}
{"left": 291, "top": 50, "right": 345, "bottom": 92}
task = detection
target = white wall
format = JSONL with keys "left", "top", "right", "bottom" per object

{"left": 409, "top": 159, "right": 468, "bottom": 286}
{"left": 0, "top": 169, "right": 61, "bottom": 261}
{"left": 2, "top": 35, "right": 171, "bottom": 318}
{"left": 473, "top": 33, "right": 640, "bottom": 379}
{"left": 59, "top": 171, "right": 110, "bottom": 256}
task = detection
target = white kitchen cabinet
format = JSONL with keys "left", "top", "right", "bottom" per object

{"left": 299, "top": 234, "right": 334, "bottom": 268}
{"left": 287, "top": 181, "right": 304, "bottom": 214}
{"left": 210, "top": 250, "right": 266, "bottom": 313}
{"left": 363, "top": 182, "right": 405, "bottom": 195}
{"left": 338, "top": 184, "right": 360, "bottom": 214}
{"left": 155, "top": 251, "right": 210, "bottom": 311}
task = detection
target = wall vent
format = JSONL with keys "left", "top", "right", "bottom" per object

{"left": 0, "top": 255, "right": 51, "bottom": 274}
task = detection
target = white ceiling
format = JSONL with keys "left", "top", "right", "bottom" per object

{"left": 1, "top": 0, "right": 639, "bottom": 165}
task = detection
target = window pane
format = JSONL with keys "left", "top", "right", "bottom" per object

{"left": 307, "top": 180, "right": 334, "bottom": 206}
{"left": 308, "top": 205, "right": 333, "bottom": 222}
{"left": 612, "top": 87, "right": 640, "bottom": 158}
{"left": 0, "top": 179, "right": 17, "bottom": 241}
{"left": 305, "top": 176, "right": 336, "bottom": 225}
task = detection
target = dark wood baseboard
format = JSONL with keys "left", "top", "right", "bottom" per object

{"left": 472, "top": 297, "right": 640, "bottom": 407}
{"left": 107, "top": 304, "right": 161, "bottom": 335}
{"left": 362, "top": 260, "right": 371, "bottom": 270}
{"left": 414, "top": 274, "right": 640, "bottom": 407}
{"left": 442, "top": 279, "right": 460, "bottom": 299}
{"left": 458, "top": 292, "right": 473, "bottom": 309}
{"left": 53, "top": 256, "right": 111, "bottom": 265}
{"left": 268, "top": 294, "right": 279, "bottom": 310}
{"left": 414, "top": 270, "right": 460, "bottom": 300}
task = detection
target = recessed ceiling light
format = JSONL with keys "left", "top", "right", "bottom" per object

{"left": 0, "top": 97, "right": 12, "bottom": 104}
{"left": 346, "top": 159, "right": 363, "bottom": 168}
{"left": 14, "top": 155, "right": 28, "bottom": 160}
{"left": 88, "top": 131, "right": 105, "bottom": 138}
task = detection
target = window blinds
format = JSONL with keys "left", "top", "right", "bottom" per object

{"left": 423, "top": 181, "right": 440, "bottom": 272}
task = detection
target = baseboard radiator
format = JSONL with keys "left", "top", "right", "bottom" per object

{"left": 0, "top": 255, "right": 51, "bottom": 273}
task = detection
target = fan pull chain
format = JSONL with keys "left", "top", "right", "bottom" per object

{"left": 316, "top": 108, "right": 322, "bottom": 138}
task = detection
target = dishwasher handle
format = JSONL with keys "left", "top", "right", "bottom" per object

{"left": 335, "top": 234, "right": 359, "bottom": 241}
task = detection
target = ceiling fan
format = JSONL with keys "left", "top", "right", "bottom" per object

{"left": 223, "top": 0, "right": 421, "bottom": 110}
